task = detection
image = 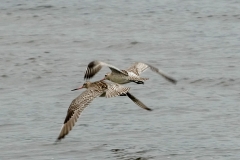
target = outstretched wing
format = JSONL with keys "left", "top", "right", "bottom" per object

{"left": 126, "top": 62, "right": 149, "bottom": 76}
{"left": 146, "top": 63, "right": 177, "bottom": 84}
{"left": 126, "top": 92, "right": 152, "bottom": 111}
{"left": 84, "top": 61, "right": 128, "bottom": 80}
{"left": 57, "top": 88, "right": 104, "bottom": 141}
{"left": 105, "top": 82, "right": 130, "bottom": 98}
{"left": 127, "top": 62, "right": 177, "bottom": 84}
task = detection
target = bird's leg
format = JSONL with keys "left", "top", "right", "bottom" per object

{"left": 130, "top": 80, "right": 144, "bottom": 84}
{"left": 135, "top": 81, "right": 144, "bottom": 84}
{"left": 119, "top": 93, "right": 127, "bottom": 96}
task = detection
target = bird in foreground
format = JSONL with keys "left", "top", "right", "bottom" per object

{"left": 84, "top": 61, "right": 177, "bottom": 84}
{"left": 56, "top": 80, "right": 152, "bottom": 141}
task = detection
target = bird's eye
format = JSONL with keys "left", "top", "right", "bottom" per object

{"left": 105, "top": 74, "right": 107, "bottom": 77}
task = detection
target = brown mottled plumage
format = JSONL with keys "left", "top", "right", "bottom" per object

{"left": 57, "top": 81, "right": 151, "bottom": 141}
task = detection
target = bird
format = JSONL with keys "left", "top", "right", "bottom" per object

{"left": 84, "top": 61, "right": 177, "bottom": 85}
{"left": 56, "top": 80, "right": 152, "bottom": 141}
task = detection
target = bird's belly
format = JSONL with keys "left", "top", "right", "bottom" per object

{"left": 110, "top": 76, "right": 129, "bottom": 84}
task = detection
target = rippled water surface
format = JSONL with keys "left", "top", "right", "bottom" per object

{"left": 1, "top": 0, "right": 240, "bottom": 159}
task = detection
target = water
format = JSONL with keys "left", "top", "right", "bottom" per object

{"left": 1, "top": 0, "right": 240, "bottom": 159}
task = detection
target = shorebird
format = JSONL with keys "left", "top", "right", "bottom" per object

{"left": 84, "top": 61, "right": 177, "bottom": 84}
{"left": 57, "top": 80, "right": 151, "bottom": 141}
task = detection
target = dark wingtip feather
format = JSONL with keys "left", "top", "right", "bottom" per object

{"left": 84, "top": 67, "right": 91, "bottom": 80}
{"left": 55, "top": 138, "right": 61, "bottom": 142}
{"left": 84, "top": 68, "right": 93, "bottom": 80}
{"left": 145, "top": 107, "right": 153, "bottom": 111}
{"left": 168, "top": 77, "right": 177, "bottom": 84}
{"left": 162, "top": 73, "right": 177, "bottom": 84}
{"left": 83, "top": 61, "right": 96, "bottom": 80}
{"left": 126, "top": 92, "right": 152, "bottom": 111}
{"left": 57, "top": 130, "right": 68, "bottom": 141}
{"left": 84, "top": 61, "right": 102, "bottom": 80}
{"left": 88, "top": 61, "right": 97, "bottom": 68}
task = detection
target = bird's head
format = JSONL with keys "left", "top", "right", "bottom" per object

{"left": 71, "top": 81, "right": 92, "bottom": 91}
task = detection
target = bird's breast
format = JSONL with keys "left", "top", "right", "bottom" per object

{"left": 109, "top": 74, "right": 130, "bottom": 84}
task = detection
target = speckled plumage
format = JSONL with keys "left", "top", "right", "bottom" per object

{"left": 57, "top": 80, "right": 151, "bottom": 141}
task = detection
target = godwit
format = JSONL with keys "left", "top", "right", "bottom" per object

{"left": 84, "top": 61, "right": 177, "bottom": 84}
{"left": 57, "top": 80, "right": 151, "bottom": 141}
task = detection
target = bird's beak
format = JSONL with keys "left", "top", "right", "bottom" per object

{"left": 100, "top": 77, "right": 105, "bottom": 81}
{"left": 71, "top": 86, "right": 83, "bottom": 91}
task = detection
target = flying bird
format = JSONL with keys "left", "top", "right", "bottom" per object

{"left": 84, "top": 61, "right": 177, "bottom": 84}
{"left": 57, "top": 80, "right": 151, "bottom": 141}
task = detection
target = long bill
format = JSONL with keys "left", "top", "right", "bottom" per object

{"left": 71, "top": 86, "right": 83, "bottom": 91}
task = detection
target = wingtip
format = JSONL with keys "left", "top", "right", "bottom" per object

{"left": 55, "top": 138, "right": 61, "bottom": 143}
{"left": 146, "top": 108, "right": 153, "bottom": 111}
{"left": 84, "top": 74, "right": 89, "bottom": 80}
{"left": 84, "top": 76, "right": 91, "bottom": 81}
{"left": 56, "top": 132, "right": 66, "bottom": 142}
{"left": 88, "top": 61, "right": 98, "bottom": 68}
{"left": 167, "top": 77, "right": 177, "bottom": 85}
{"left": 84, "top": 73, "right": 94, "bottom": 80}
{"left": 56, "top": 135, "right": 65, "bottom": 142}
{"left": 173, "top": 80, "right": 177, "bottom": 85}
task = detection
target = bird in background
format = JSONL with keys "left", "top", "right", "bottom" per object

{"left": 84, "top": 61, "right": 177, "bottom": 85}
{"left": 57, "top": 80, "right": 152, "bottom": 141}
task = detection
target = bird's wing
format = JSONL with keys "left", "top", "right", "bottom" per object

{"left": 127, "top": 62, "right": 177, "bottom": 84}
{"left": 84, "top": 61, "right": 127, "bottom": 80}
{"left": 126, "top": 62, "right": 149, "bottom": 76}
{"left": 145, "top": 63, "right": 177, "bottom": 84}
{"left": 105, "top": 82, "right": 130, "bottom": 98}
{"left": 126, "top": 92, "right": 152, "bottom": 111}
{"left": 57, "top": 88, "right": 104, "bottom": 141}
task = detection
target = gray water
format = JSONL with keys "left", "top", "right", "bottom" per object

{"left": 1, "top": 0, "right": 240, "bottom": 159}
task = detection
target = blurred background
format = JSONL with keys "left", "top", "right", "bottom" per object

{"left": 1, "top": 0, "right": 240, "bottom": 159}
